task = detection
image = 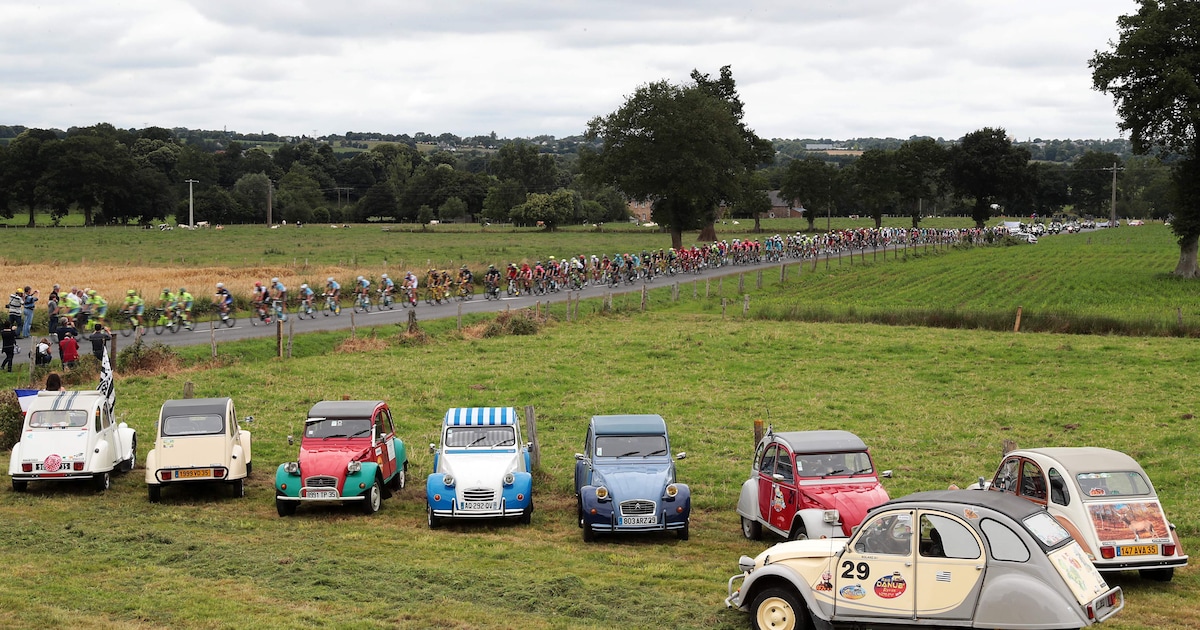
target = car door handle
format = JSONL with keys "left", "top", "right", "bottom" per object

{"left": 904, "top": 562, "right": 912, "bottom": 567}
{"left": 975, "top": 565, "right": 984, "bottom": 570}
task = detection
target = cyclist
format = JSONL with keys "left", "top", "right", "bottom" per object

{"left": 269, "top": 277, "right": 288, "bottom": 322}
{"left": 403, "top": 272, "right": 418, "bottom": 306}
{"left": 323, "top": 277, "right": 341, "bottom": 314}
{"left": 123, "top": 290, "right": 145, "bottom": 329}
{"left": 251, "top": 282, "right": 269, "bottom": 322}
{"left": 298, "top": 283, "right": 315, "bottom": 313}
{"left": 85, "top": 289, "right": 108, "bottom": 326}
{"left": 380, "top": 273, "right": 395, "bottom": 304}
{"left": 177, "top": 287, "right": 194, "bottom": 330}
{"left": 355, "top": 275, "right": 371, "bottom": 305}
{"left": 457, "top": 265, "right": 473, "bottom": 297}
{"left": 214, "top": 283, "right": 234, "bottom": 320}
{"left": 483, "top": 264, "right": 501, "bottom": 297}
{"left": 506, "top": 263, "right": 520, "bottom": 295}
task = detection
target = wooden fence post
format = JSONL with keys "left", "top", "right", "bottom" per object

{"left": 743, "top": 294, "right": 750, "bottom": 315}
{"left": 641, "top": 285, "right": 647, "bottom": 311}
{"left": 350, "top": 311, "right": 356, "bottom": 340}
{"left": 721, "top": 298, "right": 727, "bottom": 318}
{"left": 183, "top": 381, "right": 194, "bottom": 399}
{"left": 210, "top": 320, "right": 217, "bottom": 359}
{"left": 1013, "top": 306, "right": 1023, "bottom": 332}
{"left": 276, "top": 319, "right": 283, "bottom": 357}
{"left": 754, "top": 419, "right": 764, "bottom": 449}
{"left": 738, "top": 274, "right": 745, "bottom": 294}
{"left": 756, "top": 270, "right": 763, "bottom": 289}
{"left": 287, "top": 316, "right": 294, "bottom": 358}
{"left": 525, "top": 405, "right": 541, "bottom": 470}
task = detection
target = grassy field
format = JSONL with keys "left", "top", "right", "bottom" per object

{"left": 0, "top": 220, "right": 1197, "bottom": 629}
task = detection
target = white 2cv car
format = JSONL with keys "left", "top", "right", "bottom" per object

{"left": 146, "top": 397, "right": 252, "bottom": 501}
{"left": 9, "top": 390, "right": 136, "bottom": 492}
{"left": 426, "top": 407, "right": 533, "bottom": 527}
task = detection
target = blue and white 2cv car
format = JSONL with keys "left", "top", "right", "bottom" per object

{"left": 726, "top": 490, "right": 1123, "bottom": 630}
{"left": 9, "top": 389, "right": 135, "bottom": 492}
{"left": 426, "top": 407, "right": 533, "bottom": 527}
{"left": 574, "top": 414, "right": 690, "bottom": 542}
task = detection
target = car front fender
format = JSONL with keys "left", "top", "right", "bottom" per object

{"left": 736, "top": 478, "right": 758, "bottom": 520}
{"left": 230, "top": 444, "right": 247, "bottom": 477}
{"left": 117, "top": 424, "right": 137, "bottom": 461}
{"left": 736, "top": 563, "right": 830, "bottom": 624}
{"left": 392, "top": 438, "right": 407, "bottom": 472}
{"left": 579, "top": 486, "right": 615, "bottom": 523}
{"left": 239, "top": 430, "right": 252, "bottom": 466}
{"left": 502, "top": 470, "right": 533, "bottom": 508}
{"left": 663, "top": 482, "right": 691, "bottom": 521}
{"left": 793, "top": 509, "right": 844, "bottom": 540}
{"left": 426, "top": 473, "right": 454, "bottom": 510}
{"left": 274, "top": 463, "right": 300, "bottom": 497}
{"left": 342, "top": 461, "right": 380, "bottom": 498}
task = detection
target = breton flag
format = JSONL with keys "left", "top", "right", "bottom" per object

{"left": 96, "top": 347, "right": 115, "bottom": 416}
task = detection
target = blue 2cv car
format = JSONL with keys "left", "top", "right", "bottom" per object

{"left": 575, "top": 414, "right": 690, "bottom": 541}
{"left": 426, "top": 407, "right": 534, "bottom": 527}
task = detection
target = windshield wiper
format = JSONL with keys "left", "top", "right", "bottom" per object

{"left": 322, "top": 434, "right": 349, "bottom": 440}
{"left": 350, "top": 428, "right": 372, "bottom": 438}
{"left": 467, "top": 435, "right": 490, "bottom": 447}
{"left": 822, "top": 468, "right": 846, "bottom": 477}
{"left": 491, "top": 440, "right": 514, "bottom": 448}
{"left": 618, "top": 450, "right": 641, "bottom": 457}
{"left": 852, "top": 467, "right": 873, "bottom": 475}
{"left": 643, "top": 449, "right": 667, "bottom": 458}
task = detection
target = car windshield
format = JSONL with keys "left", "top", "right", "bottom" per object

{"left": 444, "top": 426, "right": 516, "bottom": 448}
{"left": 162, "top": 414, "right": 225, "bottom": 436}
{"left": 595, "top": 435, "right": 667, "bottom": 458}
{"left": 796, "top": 451, "right": 874, "bottom": 477}
{"left": 1075, "top": 471, "right": 1151, "bottom": 498}
{"left": 305, "top": 418, "right": 372, "bottom": 439}
{"left": 1023, "top": 512, "right": 1073, "bottom": 549}
{"left": 27, "top": 410, "right": 89, "bottom": 429}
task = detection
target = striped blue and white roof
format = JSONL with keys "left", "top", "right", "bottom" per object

{"left": 443, "top": 407, "right": 516, "bottom": 426}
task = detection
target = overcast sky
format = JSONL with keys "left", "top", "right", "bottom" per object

{"left": 1, "top": 1, "right": 1137, "bottom": 142}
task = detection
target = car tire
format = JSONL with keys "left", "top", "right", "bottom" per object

{"left": 519, "top": 505, "right": 533, "bottom": 525}
{"left": 788, "top": 521, "right": 808, "bottom": 541}
{"left": 121, "top": 436, "right": 137, "bottom": 472}
{"left": 11, "top": 480, "right": 28, "bottom": 493}
{"left": 1140, "top": 568, "right": 1174, "bottom": 582}
{"left": 677, "top": 522, "right": 690, "bottom": 541}
{"left": 427, "top": 503, "right": 441, "bottom": 529}
{"left": 394, "top": 462, "right": 407, "bottom": 491}
{"left": 741, "top": 516, "right": 762, "bottom": 541}
{"left": 231, "top": 477, "right": 245, "bottom": 498}
{"left": 276, "top": 497, "right": 297, "bottom": 517}
{"left": 148, "top": 484, "right": 161, "bottom": 503}
{"left": 93, "top": 471, "right": 110, "bottom": 492}
{"left": 245, "top": 461, "right": 252, "bottom": 476}
{"left": 751, "top": 586, "right": 811, "bottom": 630}
{"left": 361, "top": 479, "right": 381, "bottom": 515}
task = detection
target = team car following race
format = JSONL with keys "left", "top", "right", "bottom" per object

{"left": 727, "top": 490, "right": 1123, "bottom": 630}
{"left": 737, "top": 429, "right": 889, "bottom": 541}
{"left": 973, "top": 447, "right": 1187, "bottom": 581}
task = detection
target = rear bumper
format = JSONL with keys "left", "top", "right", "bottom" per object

{"left": 1096, "top": 555, "right": 1188, "bottom": 571}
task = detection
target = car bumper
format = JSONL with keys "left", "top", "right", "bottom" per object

{"left": 725, "top": 572, "right": 748, "bottom": 609}
{"left": 1095, "top": 556, "right": 1188, "bottom": 571}
{"left": 275, "top": 494, "right": 366, "bottom": 502}
{"left": 430, "top": 498, "right": 528, "bottom": 519}
{"left": 11, "top": 472, "right": 96, "bottom": 481}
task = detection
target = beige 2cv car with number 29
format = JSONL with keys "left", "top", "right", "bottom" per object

{"left": 977, "top": 447, "right": 1187, "bottom": 582}
{"left": 727, "top": 490, "right": 1122, "bottom": 630}
{"left": 145, "top": 397, "right": 252, "bottom": 502}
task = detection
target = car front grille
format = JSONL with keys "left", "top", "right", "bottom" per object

{"left": 305, "top": 476, "right": 337, "bottom": 488}
{"left": 620, "top": 500, "right": 656, "bottom": 516}
{"left": 462, "top": 488, "right": 495, "bottom": 502}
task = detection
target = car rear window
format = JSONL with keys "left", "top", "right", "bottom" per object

{"left": 1022, "top": 512, "right": 1073, "bottom": 548}
{"left": 596, "top": 435, "right": 666, "bottom": 458}
{"left": 28, "top": 410, "right": 89, "bottom": 429}
{"left": 1076, "top": 471, "right": 1151, "bottom": 498}
{"left": 162, "top": 414, "right": 226, "bottom": 436}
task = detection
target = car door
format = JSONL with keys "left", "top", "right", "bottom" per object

{"left": 574, "top": 427, "right": 594, "bottom": 493}
{"left": 756, "top": 444, "right": 780, "bottom": 527}
{"left": 914, "top": 511, "right": 985, "bottom": 620}
{"left": 834, "top": 508, "right": 916, "bottom": 619}
{"left": 374, "top": 407, "right": 398, "bottom": 481}
{"left": 95, "top": 405, "right": 117, "bottom": 468}
{"left": 771, "top": 445, "right": 800, "bottom": 536}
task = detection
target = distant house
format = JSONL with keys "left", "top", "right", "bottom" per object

{"left": 627, "top": 199, "right": 652, "bottom": 223}
{"left": 761, "top": 191, "right": 804, "bottom": 219}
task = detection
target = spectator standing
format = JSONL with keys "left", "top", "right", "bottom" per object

{"left": 59, "top": 332, "right": 79, "bottom": 370}
{"left": 88, "top": 324, "right": 111, "bottom": 361}
{"left": 21, "top": 286, "right": 38, "bottom": 338}
{"left": 7, "top": 288, "right": 23, "bottom": 331}
{"left": 57, "top": 317, "right": 77, "bottom": 342}
{"left": 46, "top": 289, "right": 59, "bottom": 340}
{"left": 1, "top": 323, "right": 15, "bottom": 372}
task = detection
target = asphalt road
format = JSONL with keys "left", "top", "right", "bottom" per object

{"left": 10, "top": 252, "right": 833, "bottom": 366}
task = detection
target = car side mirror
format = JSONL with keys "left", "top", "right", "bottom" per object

{"left": 429, "top": 442, "right": 436, "bottom": 454}
{"left": 773, "top": 473, "right": 785, "bottom": 481}
{"left": 675, "top": 451, "right": 687, "bottom": 460}
{"left": 287, "top": 435, "right": 294, "bottom": 446}
{"left": 881, "top": 470, "right": 893, "bottom": 478}
{"left": 243, "top": 416, "right": 254, "bottom": 423}
{"left": 574, "top": 453, "right": 586, "bottom": 460}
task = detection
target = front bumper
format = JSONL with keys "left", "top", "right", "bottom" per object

{"left": 725, "top": 572, "right": 749, "bottom": 609}
{"left": 430, "top": 497, "right": 529, "bottom": 519}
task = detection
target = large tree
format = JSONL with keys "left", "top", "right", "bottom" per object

{"left": 948, "top": 128, "right": 1031, "bottom": 228}
{"left": 850, "top": 149, "right": 899, "bottom": 229}
{"left": 894, "top": 138, "right": 949, "bottom": 228}
{"left": 1071, "top": 151, "right": 1122, "bottom": 217}
{"left": 1091, "top": 0, "right": 1200, "bottom": 277}
{"left": 581, "top": 66, "right": 772, "bottom": 249}
{"left": 779, "top": 157, "right": 838, "bottom": 231}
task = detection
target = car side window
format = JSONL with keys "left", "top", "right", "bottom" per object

{"left": 1020, "top": 460, "right": 1046, "bottom": 501}
{"left": 981, "top": 518, "right": 1031, "bottom": 562}
{"left": 94, "top": 409, "right": 102, "bottom": 433}
{"left": 854, "top": 511, "right": 914, "bottom": 556}
{"left": 1048, "top": 468, "right": 1069, "bottom": 506}
{"left": 584, "top": 428, "right": 594, "bottom": 458}
{"left": 374, "top": 412, "right": 386, "bottom": 441}
{"left": 919, "top": 514, "right": 981, "bottom": 560}
{"left": 761, "top": 445, "right": 778, "bottom": 478}
{"left": 993, "top": 458, "right": 1020, "bottom": 493}
{"left": 752, "top": 440, "right": 766, "bottom": 471}
{"left": 775, "top": 448, "right": 794, "bottom": 482}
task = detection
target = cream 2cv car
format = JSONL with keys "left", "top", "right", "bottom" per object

{"left": 727, "top": 490, "right": 1123, "bottom": 630}
{"left": 976, "top": 447, "right": 1187, "bottom": 582}
{"left": 146, "top": 397, "right": 252, "bottom": 501}
{"left": 9, "top": 390, "right": 136, "bottom": 492}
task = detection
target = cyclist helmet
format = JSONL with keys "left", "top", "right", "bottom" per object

{"left": 271, "top": 277, "right": 279, "bottom": 283}
{"left": 179, "top": 288, "right": 186, "bottom": 293}
{"left": 327, "top": 277, "right": 334, "bottom": 283}
{"left": 381, "top": 273, "right": 388, "bottom": 279}
{"left": 216, "top": 282, "right": 224, "bottom": 289}
{"left": 162, "top": 288, "right": 170, "bottom": 294}
{"left": 88, "top": 289, "right": 96, "bottom": 296}
{"left": 357, "top": 275, "right": 364, "bottom": 281}
{"left": 461, "top": 265, "right": 468, "bottom": 270}
{"left": 300, "top": 283, "right": 308, "bottom": 290}
{"left": 488, "top": 264, "right": 495, "bottom": 270}
{"left": 127, "top": 289, "right": 136, "bottom": 296}
{"left": 255, "top": 282, "right": 262, "bottom": 288}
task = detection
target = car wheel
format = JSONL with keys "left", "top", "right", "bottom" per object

{"left": 93, "top": 471, "right": 110, "bottom": 492}
{"left": 1140, "top": 568, "right": 1175, "bottom": 582}
{"left": 11, "top": 480, "right": 28, "bottom": 493}
{"left": 427, "top": 503, "right": 441, "bottom": 529}
{"left": 751, "top": 586, "right": 810, "bottom": 630}
{"left": 361, "top": 479, "right": 381, "bottom": 515}
{"left": 121, "top": 436, "right": 137, "bottom": 472}
{"left": 788, "top": 521, "right": 808, "bottom": 541}
{"left": 519, "top": 505, "right": 533, "bottom": 525}
{"left": 394, "top": 462, "right": 407, "bottom": 490}
{"left": 231, "top": 477, "right": 245, "bottom": 498}
{"left": 245, "top": 461, "right": 252, "bottom": 476}
{"left": 677, "top": 522, "right": 690, "bottom": 541}
{"left": 276, "top": 497, "right": 297, "bottom": 517}
{"left": 148, "top": 484, "right": 161, "bottom": 503}
{"left": 741, "top": 516, "right": 762, "bottom": 541}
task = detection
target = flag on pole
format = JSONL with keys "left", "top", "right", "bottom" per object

{"left": 15, "top": 389, "right": 38, "bottom": 413}
{"left": 96, "top": 347, "right": 115, "bottom": 416}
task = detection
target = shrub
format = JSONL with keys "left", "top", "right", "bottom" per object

{"left": 116, "top": 339, "right": 180, "bottom": 374}
{"left": 483, "top": 310, "right": 542, "bottom": 337}
{"left": 0, "top": 390, "right": 22, "bottom": 451}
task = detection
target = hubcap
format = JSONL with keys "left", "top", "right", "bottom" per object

{"left": 756, "top": 597, "right": 796, "bottom": 630}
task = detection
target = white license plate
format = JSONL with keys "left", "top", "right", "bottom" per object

{"left": 306, "top": 489, "right": 338, "bottom": 499}
{"left": 621, "top": 515, "right": 657, "bottom": 525}
{"left": 460, "top": 501, "right": 497, "bottom": 510}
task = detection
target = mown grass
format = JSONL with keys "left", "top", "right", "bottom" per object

{"left": 0, "top": 307, "right": 1197, "bottom": 629}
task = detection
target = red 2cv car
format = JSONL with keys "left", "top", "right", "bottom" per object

{"left": 737, "top": 429, "right": 890, "bottom": 541}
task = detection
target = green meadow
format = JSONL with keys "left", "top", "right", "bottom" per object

{"left": 0, "top": 222, "right": 1197, "bottom": 629}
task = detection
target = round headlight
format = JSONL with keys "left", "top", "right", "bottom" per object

{"left": 347, "top": 461, "right": 362, "bottom": 474}
{"left": 443, "top": 474, "right": 455, "bottom": 488}
{"left": 595, "top": 485, "right": 609, "bottom": 500}
{"left": 503, "top": 472, "right": 515, "bottom": 486}
{"left": 284, "top": 462, "right": 299, "bottom": 475}
{"left": 665, "top": 483, "right": 679, "bottom": 498}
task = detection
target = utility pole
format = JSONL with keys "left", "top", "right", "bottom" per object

{"left": 185, "top": 179, "right": 198, "bottom": 228}
{"left": 267, "top": 181, "right": 273, "bottom": 226}
{"left": 1105, "top": 162, "right": 1123, "bottom": 225}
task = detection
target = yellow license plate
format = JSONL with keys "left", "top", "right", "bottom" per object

{"left": 177, "top": 469, "right": 211, "bottom": 479}
{"left": 1117, "top": 544, "right": 1157, "bottom": 557}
